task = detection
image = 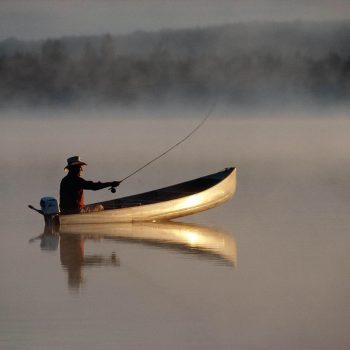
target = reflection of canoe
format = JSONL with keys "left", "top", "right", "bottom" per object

{"left": 59, "top": 221, "right": 237, "bottom": 266}
{"left": 60, "top": 167, "right": 236, "bottom": 225}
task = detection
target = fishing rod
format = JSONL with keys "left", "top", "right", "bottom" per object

{"left": 109, "top": 100, "right": 218, "bottom": 193}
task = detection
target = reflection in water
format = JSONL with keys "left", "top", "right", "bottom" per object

{"left": 30, "top": 229, "right": 119, "bottom": 291}
{"left": 29, "top": 226, "right": 60, "bottom": 251}
{"left": 60, "top": 235, "right": 119, "bottom": 290}
{"left": 60, "top": 221, "right": 237, "bottom": 265}
{"left": 33, "top": 221, "right": 236, "bottom": 290}
{"left": 41, "top": 233, "right": 60, "bottom": 251}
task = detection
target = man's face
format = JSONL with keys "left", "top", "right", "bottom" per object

{"left": 69, "top": 165, "right": 83, "bottom": 176}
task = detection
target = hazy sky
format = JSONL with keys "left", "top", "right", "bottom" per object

{"left": 1, "top": 0, "right": 350, "bottom": 40}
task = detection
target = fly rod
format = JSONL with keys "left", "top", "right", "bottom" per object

{"left": 109, "top": 100, "right": 218, "bottom": 193}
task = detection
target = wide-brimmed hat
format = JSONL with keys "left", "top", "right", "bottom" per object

{"left": 64, "top": 156, "right": 87, "bottom": 170}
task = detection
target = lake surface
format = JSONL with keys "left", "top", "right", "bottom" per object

{"left": 0, "top": 109, "right": 349, "bottom": 350}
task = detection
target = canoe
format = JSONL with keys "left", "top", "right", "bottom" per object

{"left": 59, "top": 221, "right": 237, "bottom": 266}
{"left": 59, "top": 167, "right": 236, "bottom": 225}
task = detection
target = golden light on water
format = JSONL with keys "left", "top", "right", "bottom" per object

{"left": 59, "top": 221, "right": 237, "bottom": 270}
{"left": 185, "top": 231, "right": 200, "bottom": 246}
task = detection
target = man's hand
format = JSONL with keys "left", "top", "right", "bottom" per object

{"left": 111, "top": 181, "right": 121, "bottom": 187}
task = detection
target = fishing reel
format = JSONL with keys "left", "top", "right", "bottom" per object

{"left": 109, "top": 187, "right": 116, "bottom": 194}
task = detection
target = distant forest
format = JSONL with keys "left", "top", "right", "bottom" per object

{"left": 1, "top": 21, "right": 350, "bottom": 108}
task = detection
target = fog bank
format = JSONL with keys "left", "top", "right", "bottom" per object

{"left": 1, "top": 22, "right": 350, "bottom": 110}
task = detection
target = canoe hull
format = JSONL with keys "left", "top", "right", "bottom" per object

{"left": 59, "top": 168, "right": 236, "bottom": 225}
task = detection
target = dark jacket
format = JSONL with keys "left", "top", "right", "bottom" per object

{"left": 60, "top": 174, "right": 112, "bottom": 213}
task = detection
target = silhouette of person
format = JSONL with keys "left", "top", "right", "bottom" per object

{"left": 60, "top": 156, "right": 120, "bottom": 214}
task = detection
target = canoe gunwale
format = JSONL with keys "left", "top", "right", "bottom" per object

{"left": 95, "top": 167, "right": 236, "bottom": 210}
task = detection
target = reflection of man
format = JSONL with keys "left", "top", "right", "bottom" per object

{"left": 60, "top": 236, "right": 85, "bottom": 289}
{"left": 60, "top": 156, "right": 120, "bottom": 214}
{"left": 60, "top": 235, "right": 119, "bottom": 290}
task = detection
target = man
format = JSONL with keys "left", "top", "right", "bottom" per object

{"left": 60, "top": 156, "right": 120, "bottom": 214}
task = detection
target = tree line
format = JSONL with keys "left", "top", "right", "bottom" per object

{"left": 1, "top": 31, "right": 350, "bottom": 107}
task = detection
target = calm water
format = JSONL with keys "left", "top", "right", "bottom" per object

{"left": 0, "top": 110, "right": 349, "bottom": 350}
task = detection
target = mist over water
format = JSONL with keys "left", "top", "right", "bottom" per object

{"left": 1, "top": 105, "right": 350, "bottom": 350}
{"left": 1, "top": 1, "right": 350, "bottom": 346}
{"left": 1, "top": 21, "right": 350, "bottom": 109}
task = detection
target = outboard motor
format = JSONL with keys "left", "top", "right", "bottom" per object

{"left": 40, "top": 197, "right": 60, "bottom": 229}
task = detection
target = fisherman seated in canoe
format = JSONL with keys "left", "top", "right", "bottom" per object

{"left": 60, "top": 156, "right": 120, "bottom": 214}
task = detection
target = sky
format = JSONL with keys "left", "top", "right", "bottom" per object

{"left": 1, "top": 0, "right": 350, "bottom": 40}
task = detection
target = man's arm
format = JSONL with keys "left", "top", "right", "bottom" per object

{"left": 80, "top": 178, "right": 120, "bottom": 191}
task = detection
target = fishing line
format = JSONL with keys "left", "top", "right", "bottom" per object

{"left": 118, "top": 99, "right": 218, "bottom": 184}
